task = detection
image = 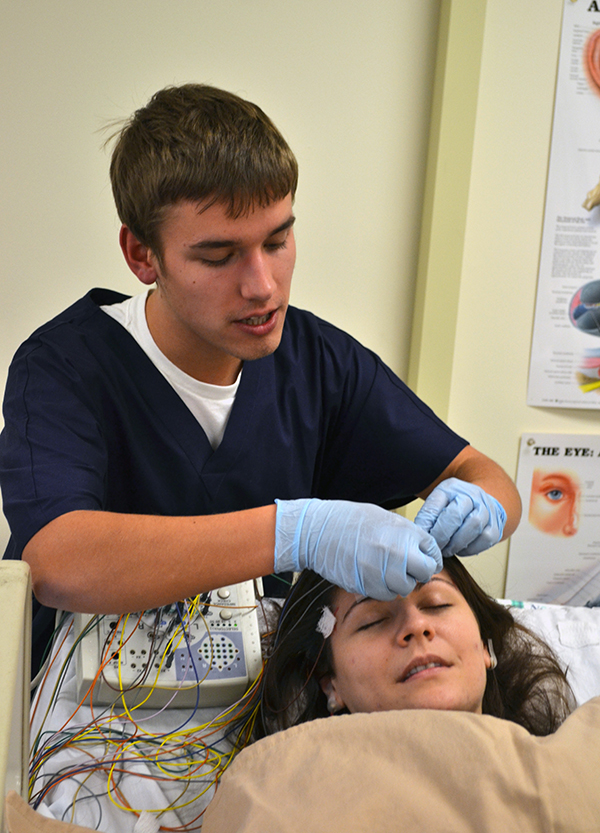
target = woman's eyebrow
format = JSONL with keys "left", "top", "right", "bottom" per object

{"left": 342, "top": 577, "right": 457, "bottom": 622}
{"left": 415, "top": 577, "right": 456, "bottom": 591}
{"left": 342, "top": 596, "right": 375, "bottom": 623}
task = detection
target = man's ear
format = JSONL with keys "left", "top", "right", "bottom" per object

{"left": 119, "top": 225, "right": 160, "bottom": 286}
{"left": 320, "top": 675, "right": 345, "bottom": 714}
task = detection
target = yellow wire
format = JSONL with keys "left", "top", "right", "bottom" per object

{"left": 32, "top": 598, "right": 263, "bottom": 826}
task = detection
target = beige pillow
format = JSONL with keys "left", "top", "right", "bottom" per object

{"left": 202, "top": 697, "right": 600, "bottom": 833}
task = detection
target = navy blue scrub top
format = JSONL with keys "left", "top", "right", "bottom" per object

{"left": 0, "top": 289, "right": 468, "bottom": 668}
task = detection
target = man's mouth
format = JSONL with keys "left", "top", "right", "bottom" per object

{"left": 233, "top": 308, "right": 283, "bottom": 337}
{"left": 241, "top": 312, "right": 273, "bottom": 326}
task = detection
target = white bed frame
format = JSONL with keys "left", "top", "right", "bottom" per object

{"left": 0, "top": 561, "right": 31, "bottom": 833}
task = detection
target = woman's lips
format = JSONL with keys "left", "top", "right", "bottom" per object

{"left": 400, "top": 656, "right": 450, "bottom": 683}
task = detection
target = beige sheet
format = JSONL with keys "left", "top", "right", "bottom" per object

{"left": 202, "top": 697, "right": 600, "bottom": 833}
{"left": 7, "top": 699, "right": 600, "bottom": 832}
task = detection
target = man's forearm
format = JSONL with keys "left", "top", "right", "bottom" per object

{"left": 23, "top": 505, "right": 277, "bottom": 614}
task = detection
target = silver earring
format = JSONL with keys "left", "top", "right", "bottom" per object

{"left": 327, "top": 696, "right": 341, "bottom": 714}
{"left": 487, "top": 638, "right": 498, "bottom": 670}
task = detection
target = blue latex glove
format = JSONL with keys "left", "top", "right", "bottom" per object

{"left": 413, "top": 478, "right": 507, "bottom": 557}
{"left": 274, "top": 498, "right": 443, "bottom": 600}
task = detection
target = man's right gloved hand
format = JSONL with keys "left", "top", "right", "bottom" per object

{"left": 274, "top": 498, "right": 443, "bottom": 600}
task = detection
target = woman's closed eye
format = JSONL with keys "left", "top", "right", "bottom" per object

{"left": 356, "top": 617, "right": 387, "bottom": 632}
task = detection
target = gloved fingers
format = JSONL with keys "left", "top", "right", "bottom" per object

{"left": 382, "top": 529, "right": 442, "bottom": 595}
{"left": 386, "top": 513, "right": 444, "bottom": 575}
{"left": 425, "top": 493, "right": 475, "bottom": 551}
{"left": 413, "top": 488, "right": 452, "bottom": 533}
{"left": 405, "top": 547, "right": 443, "bottom": 583}
{"left": 360, "top": 570, "right": 402, "bottom": 601}
{"left": 442, "top": 499, "right": 507, "bottom": 557}
{"left": 378, "top": 569, "right": 417, "bottom": 600}
{"left": 449, "top": 519, "right": 505, "bottom": 557}
{"left": 442, "top": 510, "right": 488, "bottom": 558}
{"left": 382, "top": 549, "right": 440, "bottom": 598}
{"left": 415, "top": 528, "right": 444, "bottom": 575}
{"left": 342, "top": 515, "right": 442, "bottom": 600}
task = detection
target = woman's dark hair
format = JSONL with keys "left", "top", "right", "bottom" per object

{"left": 256, "top": 557, "right": 574, "bottom": 738}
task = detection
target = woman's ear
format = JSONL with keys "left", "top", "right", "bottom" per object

{"left": 320, "top": 676, "right": 345, "bottom": 714}
{"left": 119, "top": 225, "right": 160, "bottom": 286}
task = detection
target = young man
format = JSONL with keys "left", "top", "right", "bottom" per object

{"left": 0, "top": 85, "right": 520, "bottom": 671}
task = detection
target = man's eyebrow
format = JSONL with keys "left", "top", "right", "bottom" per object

{"left": 189, "top": 215, "right": 296, "bottom": 250}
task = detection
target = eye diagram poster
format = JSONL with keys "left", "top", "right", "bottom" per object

{"left": 505, "top": 433, "right": 600, "bottom": 604}
{"left": 528, "top": 1, "right": 600, "bottom": 408}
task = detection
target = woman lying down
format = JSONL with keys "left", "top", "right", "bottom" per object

{"left": 202, "top": 558, "right": 600, "bottom": 832}
{"left": 256, "top": 555, "right": 573, "bottom": 736}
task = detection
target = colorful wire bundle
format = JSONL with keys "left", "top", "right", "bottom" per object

{"left": 29, "top": 596, "right": 270, "bottom": 831}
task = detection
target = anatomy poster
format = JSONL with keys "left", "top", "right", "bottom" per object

{"left": 505, "top": 433, "right": 600, "bottom": 604}
{"left": 528, "top": 0, "right": 600, "bottom": 407}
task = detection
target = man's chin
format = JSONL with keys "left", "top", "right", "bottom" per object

{"left": 237, "top": 336, "right": 283, "bottom": 362}
{"left": 232, "top": 325, "right": 285, "bottom": 362}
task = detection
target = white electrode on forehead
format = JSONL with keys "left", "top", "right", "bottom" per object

{"left": 316, "top": 606, "right": 337, "bottom": 638}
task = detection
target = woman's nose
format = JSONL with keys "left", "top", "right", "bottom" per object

{"left": 396, "top": 610, "right": 434, "bottom": 644}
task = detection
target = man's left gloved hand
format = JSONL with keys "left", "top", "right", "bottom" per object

{"left": 413, "top": 478, "right": 507, "bottom": 557}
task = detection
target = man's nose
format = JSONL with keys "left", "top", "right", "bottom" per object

{"left": 240, "top": 250, "right": 276, "bottom": 301}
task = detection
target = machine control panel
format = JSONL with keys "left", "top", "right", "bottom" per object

{"left": 74, "top": 581, "right": 262, "bottom": 708}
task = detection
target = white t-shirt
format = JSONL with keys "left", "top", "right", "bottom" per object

{"left": 101, "top": 290, "right": 240, "bottom": 450}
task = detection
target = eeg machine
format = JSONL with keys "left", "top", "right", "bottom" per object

{"left": 74, "top": 581, "right": 263, "bottom": 709}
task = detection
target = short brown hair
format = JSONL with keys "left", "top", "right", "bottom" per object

{"left": 109, "top": 84, "right": 298, "bottom": 254}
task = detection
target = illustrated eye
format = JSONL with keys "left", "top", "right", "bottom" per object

{"left": 546, "top": 489, "right": 563, "bottom": 501}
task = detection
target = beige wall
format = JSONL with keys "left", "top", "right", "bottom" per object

{"left": 0, "top": 1, "right": 441, "bottom": 550}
